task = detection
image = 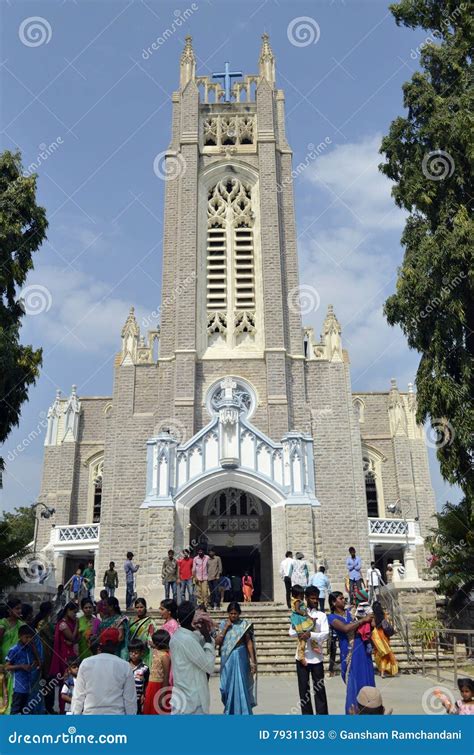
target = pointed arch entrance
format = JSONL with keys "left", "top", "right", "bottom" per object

{"left": 189, "top": 488, "right": 273, "bottom": 601}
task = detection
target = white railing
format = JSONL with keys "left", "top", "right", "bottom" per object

{"left": 53, "top": 524, "right": 100, "bottom": 544}
{"left": 369, "top": 518, "right": 408, "bottom": 536}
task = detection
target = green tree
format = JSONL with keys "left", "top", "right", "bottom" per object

{"left": 425, "top": 498, "right": 474, "bottom": 598}
{"left": 379, "top": 0, "right": 473, "bottom": 500}
{"left": 0, "top": 506, "right": 36, "bottom": 591}
{"left": 0, "top": 150, "right": 48, "bottom": 479}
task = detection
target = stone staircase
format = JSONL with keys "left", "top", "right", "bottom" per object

{"left": 149, "top": 602, "right": 457, "bottom": 675}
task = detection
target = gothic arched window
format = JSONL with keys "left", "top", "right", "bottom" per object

{"left": 364, "top": 468, "right": 378, "bottom": 518}
{"left": 88, "top": 457, "right": 103, "bottom": 523}
{"left": 362, "top": 448, "right": 385, "bottom": 518}
{"left": 205, "top": 177, "right": 258, "bottom": 351}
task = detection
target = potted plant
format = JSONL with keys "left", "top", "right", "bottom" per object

{"left": 412, "top": 616, "right": 442, "bottom": 649}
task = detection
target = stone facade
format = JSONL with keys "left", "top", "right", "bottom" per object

{"left": 35, "top": 35, "right": 437, "bottom": 607}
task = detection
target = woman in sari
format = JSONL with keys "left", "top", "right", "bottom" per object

{"left": 78, "top": 597, "right": 100, "bottom": 660}
{"left": 33, "top": 602, "right": 55, "bottom": 714}
{"left": 98, "top": 597, "right": 129, "bottom": 659}
{"left": 49, "top": 602, "right": 79, "bottom": 713}
{"left": 215, "top": 602, "right": 257, "bottom": 715}
{"left": 129, "top": 598, "right": 155, "bottom": 667}
{"left": 328, "top": 591, "right": 375, "bottom": 714}
{"left": 371, "top": 601, "right": 398, "bottom": 677}
{"left": 242, "top": 572, "right": 254, "bottom": 603}
{"left": 0, "top": 599, "right": 23, "bottom": 714}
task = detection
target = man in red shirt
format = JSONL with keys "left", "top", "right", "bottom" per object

{"left": 177, "top": 549, "right": 194, "bottom": 605}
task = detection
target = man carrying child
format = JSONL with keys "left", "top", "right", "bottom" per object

{"left": 288, "top": 586, "right": 329, "bottom": 715}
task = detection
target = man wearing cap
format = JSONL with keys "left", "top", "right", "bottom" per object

{"left": 352, "top": 686, "right": 392, "bottom": 715}
{"left": 70, "top": 628, "right": 137, "bottom": 715}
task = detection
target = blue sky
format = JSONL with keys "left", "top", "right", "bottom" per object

{"left": 0, "top": 0, "right": 461, "bottom": 513}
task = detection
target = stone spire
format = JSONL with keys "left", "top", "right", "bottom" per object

{"left": 321, "top": 305, "right": 342, "bottom": 362}
{"left": 63, "top": 385, "right": 81, "bottom": 442}
{"left": 45, "top": 389, "right": 62, "bottom": 446}
{"left": 388, "top": 378, "right": 407, "bottom": 436}
{"left": 180, "top": 34, "right": 196, "bottom": 89}
{"left": 121, "top": 306, "right": 139, "bottom": 366}
{"left": 259, "top": 32, "right": 275, "bottom": 86}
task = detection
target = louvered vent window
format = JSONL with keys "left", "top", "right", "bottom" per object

{"left": 206, "top": 178, "right": 257, "bottom": 348}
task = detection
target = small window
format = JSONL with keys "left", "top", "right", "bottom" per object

{"left": 365, "top": 472, "right": 378, "bottom": 518}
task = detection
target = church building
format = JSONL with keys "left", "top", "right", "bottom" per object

{"left": 35, "top": 35, "right": 437, "bottom": 605}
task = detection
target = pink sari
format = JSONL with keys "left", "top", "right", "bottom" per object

{"left": 50, "top": 616, "right": 78, "bottom": 712}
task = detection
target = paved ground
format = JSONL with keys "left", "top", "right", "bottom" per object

{"left": 209, "top": 673, "right": 445, "bottom": 715}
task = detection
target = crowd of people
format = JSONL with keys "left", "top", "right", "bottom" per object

{"left": 0, "top": 544, "right": 472, "bottom": 717}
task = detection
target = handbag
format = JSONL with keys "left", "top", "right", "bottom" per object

{"left": 381, "top": 618, "right": 395, "bottom": 637}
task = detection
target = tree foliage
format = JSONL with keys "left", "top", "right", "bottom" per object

{"left": 380, "top": 0, "right": 473, "bottom": 500}
{"left": 0, "top": 506, "right": 36, "bottom": 592}
{"left": 0, "top": 151, "right": 48, "bottom": 477}
{"left": 425, "top": 497, "right": 474, "bottom": 598}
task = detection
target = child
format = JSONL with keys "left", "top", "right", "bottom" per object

{"left": 290, "top": 585, "right": 315, "bottom": 666}
{"left": 435, "top": 678, "right": 474, "bottom": 715}
{"left": 71, "top": 569, "right": 84, "bottom": 602}
{"left": 355, "top": 601, "right": 373, "bottom": 654}
{"left": 60, "top": 658, "right": 80, "bottom": 713}
{"left": 103, "top": 562, "right": 119, "bottom": 597}
{"left": 95, "top": 589, "right": 109, "bottom": 620}
{"left": 143, "top": 630, "right": 171, "bottom": 715}
{"left": 5, "top": 625, "right": 38, "bottom": 715}
{"left": 0, "top": 665, "right": 8, "bottom": 714}
{"left": 128, "top": 639, "right": 150, "bottom": 714}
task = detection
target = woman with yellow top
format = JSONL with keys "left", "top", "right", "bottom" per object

{"left": 371, "top": 600, "right": 398, "bottom": 677}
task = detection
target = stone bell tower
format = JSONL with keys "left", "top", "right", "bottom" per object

{"left": 156, "top": 34, "right": 309, "bottom": 444}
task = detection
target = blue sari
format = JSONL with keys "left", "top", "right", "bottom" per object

{"left": 328, "top": 610, "right": 375, "bottom": 714}
{"left": 219, "top": 618, "right": 256, "bottom": 715}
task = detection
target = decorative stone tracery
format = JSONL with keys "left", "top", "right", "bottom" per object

{"left": 206, "top": 177, "right": 257, "bottom": 350}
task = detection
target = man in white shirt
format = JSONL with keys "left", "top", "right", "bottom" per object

{"left": 366, "top": 561, "right": 384, "bottom": 602}
{"left": 309, "top": 566, "right": 332, "bottom": 612}
{"left": 279, "top": 551, "right": 294, "bottom": 608}
{"left": 288, "top": 586, "right": 329, "bottom": 714}
{"left": 70, "top": 628, "right": 136, "bottom": 715}
{"left": 169, "top": 601, "right": 215, "bottom": 714}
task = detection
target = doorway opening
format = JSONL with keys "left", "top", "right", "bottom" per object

{"left": 189, "top": 487, "right": 273, "bottom": 601}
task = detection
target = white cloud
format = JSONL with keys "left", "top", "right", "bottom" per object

{"left": 20, "top": 265, "right": 150, "bottom": 355}
{"left": 305, "top": 133, "right": 404, "bottom": 230}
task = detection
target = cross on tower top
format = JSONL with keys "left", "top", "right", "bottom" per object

{"left": 212, "top": 61, "right": 242, "bottom": 102}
